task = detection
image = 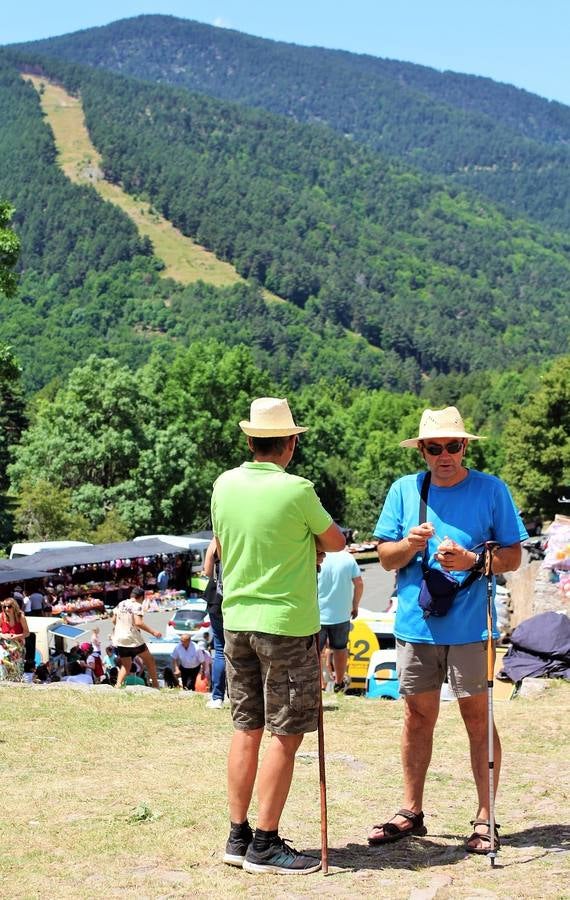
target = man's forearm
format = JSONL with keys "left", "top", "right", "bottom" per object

{"left": 491, "top": 543, "right": 522, "bottom": 574}
{"left": 377, "top": 539, "right": 419, "bottom": 572}
{"left": 352, "top": 578, "right": 364, "bottom": 608}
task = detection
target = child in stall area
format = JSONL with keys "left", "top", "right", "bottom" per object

{"left": 91, "top": 627, "right": 102, "bottom": 655}
{"left": 103, "top": 644, "right": 117, "bottom": 677}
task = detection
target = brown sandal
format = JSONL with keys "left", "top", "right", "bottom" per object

{"left": 465, "top": 818, "right": 501, "bottom": 854}
{"left": 368, "top": 808, "right": 427, "bottom": 846}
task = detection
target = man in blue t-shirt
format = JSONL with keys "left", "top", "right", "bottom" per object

{"left": 318, "top": 549, "right": 363, "bottom": 692}
{"left": 368, "top": 407, "right": 527, "bottom": 855}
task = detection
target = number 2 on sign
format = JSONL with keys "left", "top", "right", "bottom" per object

{"left": 347, "top": 619, "right": 379, "bottom": 686}
{"left": 352, "top": 639, "right": 370, "bottom": 662}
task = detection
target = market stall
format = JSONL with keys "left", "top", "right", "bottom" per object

{"left": 0, "top": 538, "right": 205, "bottom": 620}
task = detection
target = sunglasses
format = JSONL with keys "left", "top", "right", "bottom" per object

{"left": 422, "top": 440, "right": 465, "bottom": 456}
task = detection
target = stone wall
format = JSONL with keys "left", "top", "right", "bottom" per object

{"left": 508, "top": 551, "right": 569, "bottom": 627}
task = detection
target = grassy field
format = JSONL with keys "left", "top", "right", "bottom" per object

{"left": 22, "top": 75, "right": 282, "bottom": 301}
{"left": 0, "top": 680, "right": 568, "bottom": 898}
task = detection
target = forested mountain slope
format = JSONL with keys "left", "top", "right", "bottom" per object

{"left": 2, "top": 49, "right": 570, "bottom": 386}
{"left": 13, "top": 14, "right": 570, "bottom": 230}
{"left": 0, "top": 53, "right": 391, "bottom": 393}
{"left": 9, "top": 51, "right": 570, "bottom": 376}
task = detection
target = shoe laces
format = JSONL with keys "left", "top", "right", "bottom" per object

{"left": 275, "top": 836, "right": 300, "bottom": 856}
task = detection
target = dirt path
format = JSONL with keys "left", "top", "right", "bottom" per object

{"left": 23, "top": 74, "right": 282, "bottom": 298}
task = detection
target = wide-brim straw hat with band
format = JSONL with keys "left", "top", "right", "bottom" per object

{"left": 400, "top": 406, "right": 484, "bottom": 448}
{"left": 239, "top": 397, "right": 309, "bottom": 437}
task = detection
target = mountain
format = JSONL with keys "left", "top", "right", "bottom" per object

{"left": 1, "top": 40, "right": 569, "bottom": 393}
{"left": 0, "top": 53, "right": 395, "bottom": 393}
{"left": 13, "top": 14, "right": 570, "bottom": 231}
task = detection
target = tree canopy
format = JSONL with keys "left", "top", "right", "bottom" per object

{"left": 0, "top": 201, "right": 19, "bottom": 298}
{"left": 502, "top": 356, "right": 570, "bottom": 518}
{"left": 9, "top": 346, "right": 561, "bottom": 542}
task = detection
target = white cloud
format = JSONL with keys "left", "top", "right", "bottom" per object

{"left": 212, "top": 17, "right": 232, "bottom": 29}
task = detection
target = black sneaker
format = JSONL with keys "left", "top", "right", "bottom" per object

{"left": 333, "top": 682, "right": 346, "bottom": 693}
{"left": 242, "top": 836, "right": 321, "bottom": 875}
{"left": 223, "top": 822, "right": 253, "bottom": 867}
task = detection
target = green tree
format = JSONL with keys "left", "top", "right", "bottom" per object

{"left": 0, "top": 343, "right": 26, "bottom": 548}
{"left": 8, "top": 356, "right": 151, "bottom": 529}
{"left": 88, "top": 508, "right": 131, "bottom": 543}
{"left": 0, "top": 201, "right": 19, "bottom": 298}
{"left": 134, "top": 342, "right": 274, "bottom": 530}
{"left": 502, "top": 356, "right": 570, "bottom": 517}
{"left": 13, "top": 479, "right": 90, "bottom": 541}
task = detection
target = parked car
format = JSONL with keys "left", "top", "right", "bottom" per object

{"left": 164, "top": 601, "right": 212, "bottom": 643}
{"left": 146, "top": 637, "right": 180, "bottom": 682}
{"left": 522, "top": 535, "right": 547, "bottom": 561}
{"left": 519, "top": 512, "right": 543, "bottom": 537}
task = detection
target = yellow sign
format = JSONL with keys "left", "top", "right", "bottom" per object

{"left": 347, "top": 619, "right": 379, "bottom": 688}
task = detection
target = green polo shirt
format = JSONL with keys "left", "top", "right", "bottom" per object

{"left": 211, "top": 462, "right": 333, "bottom": 636}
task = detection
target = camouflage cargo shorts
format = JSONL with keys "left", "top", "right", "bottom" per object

{"left": 224, "top": 630, "right": 320, "bottom": 735}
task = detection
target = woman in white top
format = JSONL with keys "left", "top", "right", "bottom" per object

{"left": 111, "top": 587, "right": 162, "bottom": 688}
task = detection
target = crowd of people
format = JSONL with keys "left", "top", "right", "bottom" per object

{"left": 0, "top": 590, "right": 214, "bottom": 690}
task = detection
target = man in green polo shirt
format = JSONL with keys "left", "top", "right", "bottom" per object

{"left": 211, "top": 397, "right": 345, "bottom": 875}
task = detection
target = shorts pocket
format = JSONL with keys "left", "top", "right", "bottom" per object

{"left": 288, "top": 664, "right": 319, "bottom": 711}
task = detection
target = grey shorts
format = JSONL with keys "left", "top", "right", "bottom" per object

{"left": 319, "top": 621, "right": 351, "bottom": 651}
{"left": 224, "top": 630, "right": 320, "bottom": 735}
{"left": 396, "top": 639, "right": 490, "bottom": 698}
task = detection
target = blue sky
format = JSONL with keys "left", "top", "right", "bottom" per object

{"left": 3, "top": 1, "right": 570, "bottom": 106}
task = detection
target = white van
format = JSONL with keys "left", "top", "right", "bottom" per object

{"left": 9, "top": 540, "right": 92, "bottom": 559}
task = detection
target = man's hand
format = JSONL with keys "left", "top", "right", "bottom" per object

{"left": 406, "top": 522, "right": 435, "bottom": 551}
{"left": 316, "top": 550, "right": 326, "bottom": 571}
{"left": 436, "top": 538, "right": 474, "bottom": 572}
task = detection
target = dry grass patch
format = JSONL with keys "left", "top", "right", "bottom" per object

{"left": 0, "top": 680, "right": 568, "bottom": 898}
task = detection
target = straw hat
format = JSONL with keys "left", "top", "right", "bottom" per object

{"left": 239, "top": 397, "right": 308, "bottom": 437}
{"left": 400, "top": 406, "right": 484, "bottom": 448}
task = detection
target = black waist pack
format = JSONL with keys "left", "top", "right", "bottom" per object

{"left": 419, "top": 566, "right": 461, "bottom": 618}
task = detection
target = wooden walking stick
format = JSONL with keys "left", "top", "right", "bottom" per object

{"left": 316, "top": 636, "right": 329, "bottom": 874}
{"left": 484, "top": 541, "right": 499, "bottom": 867}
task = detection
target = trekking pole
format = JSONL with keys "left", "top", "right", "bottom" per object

{"left": 315, "top": 635, "right": 329, "bottom": 874}
{"left": 484, "top": 541, "right": 499, "bottom": 867}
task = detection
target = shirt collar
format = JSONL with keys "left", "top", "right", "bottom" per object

{"left": 241, "top": 461, "right": 285, "bottom": 472}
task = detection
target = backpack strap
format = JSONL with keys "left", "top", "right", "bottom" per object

{"left": 419, "top": 472, "right": 431, "bottom": 574}
{"left": 419, "top": 471, "right": 431, "bottom": 527}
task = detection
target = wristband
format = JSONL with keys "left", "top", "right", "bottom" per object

{"left": 470, "top": 550, "right": 486, "bottom": 573}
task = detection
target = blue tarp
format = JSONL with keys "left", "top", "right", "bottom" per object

{"left": 500, "top": 611, "right": 570, "bottom": 681}
{"left": 49, "top": 624, "right": 88, "bottom": 639}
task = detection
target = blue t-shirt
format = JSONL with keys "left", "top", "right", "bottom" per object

{"left": 318, "top": 551, "right": 361, "bottom": 625}
{"left": 373, "top": 470, "right": 528, "bottom": 645}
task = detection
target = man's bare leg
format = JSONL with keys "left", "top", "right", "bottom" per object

{"left": 139, "top": 648, "right": 160, "bottom": 689}
{"left": 369, "top": 690, "right": 440, "bottom": 839}
{"left": 115, "top": 656, "right": 132, "bottom": 688}
{"left": 228, "top": 728, "right": 264, "bottom": 823}
{"left": 256, "top": 733, "right": 304, "bottom": 830}
{"left": 332, "top": 648, "right": 348, "bottom": 686}
{"left": 459, "top": 693, "right": 502, "bottom": 850}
